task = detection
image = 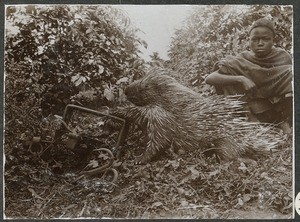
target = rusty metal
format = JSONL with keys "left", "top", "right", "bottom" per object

{"left": 29, "top": 136, "right": 43, "bottom": 155}
{"left": 65, "top": 133, "right": 81, "bottom": 149}
{"left": 28, "top": 104, "right": 128, "bottom": 185}
{"left": 59, "top": 104, "right": 127, "bottom": 149}
{"left": 80, "top": 148, "right": 114, "bottom": 176}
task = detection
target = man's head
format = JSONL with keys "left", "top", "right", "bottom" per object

{"left": 249, "top": 18, "right": 275, "bottom": 58}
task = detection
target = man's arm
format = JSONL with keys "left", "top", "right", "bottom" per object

{"left": 205, "top": 70, "right": 256, "bottom": 91}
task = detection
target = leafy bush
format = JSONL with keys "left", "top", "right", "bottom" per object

{"left": 167, "top": 5, "right": 292, "bottom": 94}
{"left": 5, "top": 5, "right": 146, "bottom": 117}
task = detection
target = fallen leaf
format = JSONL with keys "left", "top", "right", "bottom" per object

{"left": 238, "top": 162, "right": 248, "bottom": 173}
{"left": 237, "top": 197, "right": 243, "bottom": 206}
{"left": 180, "top": 199, "right": 189, "bottom": 207}
{"left": 87, "top": 160, "right": 99, "bottom": 168}
{"left": 243, "top": 194, "right": 251, "bottom": 203}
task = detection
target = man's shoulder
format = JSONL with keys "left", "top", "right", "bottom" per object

{"left": 272, "top": 47, "right": 289, "bottom": 54}
{"left": 271, "top": 47, "right": 292, "bottom": 64}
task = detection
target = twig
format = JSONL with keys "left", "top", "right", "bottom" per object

{"left": 177, "top": 205, "right": 210, "bottom": 210}
{"left": 271, "top": 167, "right": 289, "bottom": 175}
{"left": 79, "top": 200, "right": 88, "bottom": 217}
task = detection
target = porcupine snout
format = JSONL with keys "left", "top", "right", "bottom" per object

{"left": 124, "top": 82, "right": 144, "bottom": 106}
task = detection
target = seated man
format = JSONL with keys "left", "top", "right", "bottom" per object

{"left": 205, "top": 18, "right": 293, "bottom": 134}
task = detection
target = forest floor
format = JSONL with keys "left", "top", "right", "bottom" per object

{"left": 4, "top": 114, "right": 293, "bottom": 219}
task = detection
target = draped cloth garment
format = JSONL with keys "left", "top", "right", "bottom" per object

{"left": 214, "top": 47, "right": 292, "bottom": 115}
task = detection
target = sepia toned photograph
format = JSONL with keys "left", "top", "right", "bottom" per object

{"left": 3, "top": 4, "right": 294, "bottom": 219}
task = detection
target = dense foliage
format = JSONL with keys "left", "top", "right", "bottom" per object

{"left": 167, "top": 5, "right": 292, "bottom": 94}
{"left": 5, "top": 5, "right": 146, "bottom": 116}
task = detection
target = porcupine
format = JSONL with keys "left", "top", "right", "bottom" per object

{"left": 116, "top": 68, "right": 284, "bottom": 164}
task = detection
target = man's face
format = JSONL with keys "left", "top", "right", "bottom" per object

{"left": 249, "top": 26, "right": 274, "bottom": 58}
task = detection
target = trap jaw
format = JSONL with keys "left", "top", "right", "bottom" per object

{"left": 56, "top": 104, "right": 129, "bottom": 179}
{"left": 56, "top": 104, "right": 129, "bottom": 152}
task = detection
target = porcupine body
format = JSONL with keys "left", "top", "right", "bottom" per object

{"left": 118, "top": 68, "right": 283, "bottom": 164}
